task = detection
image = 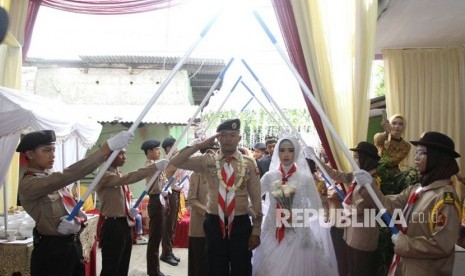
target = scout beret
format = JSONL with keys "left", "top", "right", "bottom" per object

{"left": 411, "top": 131, "right": 460, "bottom": 158}
{"left": 162, "top": 137, "right": 176, "bottom": 149}
{"left": 141, "top": 140, "right": 160, "bottom": 151}
{"left": 16, "top": 130, "right": 56, "bottom": 152}
{"left": 216, "top": 119, "right": 241, "bottom": 132}
{"left": 349, "top": 141, "right": 380, "bottom": 160}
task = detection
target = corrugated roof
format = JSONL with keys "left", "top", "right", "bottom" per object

{"left": 74, "top": 104, "right": 200, "bottom": 125}
{"left": 24, "top": 55, "right": 226, "bottom": 106}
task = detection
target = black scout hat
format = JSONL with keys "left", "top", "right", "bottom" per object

{"left": 216, "top": 119, "right": 241, "bottom": 132}
{"left": 16, "top": 130, "right": 56, "bottom": 152}
{"left": 411, "top": 131, "right": 460, "bottom": 158}
{"left": 161, "top": 137, "right": 176, "bottom": 149}
{"left": 349, "top": 141, "right": 380, "bottom": 160}
{"left": 141, "top": 140, "right": 160, "bottom": 151}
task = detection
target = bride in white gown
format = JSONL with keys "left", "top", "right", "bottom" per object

{"left": 252, "top": 136, "right": 338, "bottom": 276}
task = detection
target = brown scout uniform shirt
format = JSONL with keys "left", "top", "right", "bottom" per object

{"left": 145, "top": 160, "right": 167, "bottom": 195}
{"left": 19, "top": 150, "right": 105, "bottom": 236}
{"left": 96, "top": 164, "right": 157, "bottom": 217}
{"left": 188, "top": 172, "right": 208, "bottom": 237}
{"left": 364, "top": 179, "right": 461, "bottom": 276}
{"left": 173, "top": 147, "right": 262, "bottom": 236}
{"left": 321, "top": 162, "right": 379, "bottom": 251}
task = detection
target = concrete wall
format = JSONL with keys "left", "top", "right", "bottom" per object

{"left": 81, "top": 122, "right": 196, "bottom": 204}
{"left": 32, "top": 67, "right": 193, "bottom": 105}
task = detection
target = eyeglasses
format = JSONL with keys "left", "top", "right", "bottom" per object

{"left": 414, "top": 150, "right": 427, "bottom": 158}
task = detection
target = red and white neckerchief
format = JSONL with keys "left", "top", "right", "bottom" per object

{"left": 114, "top": 169, "right": 136, "bottom": 227}
{"left": 58, "top": 186, "right": 87, "bottom": 224}
{"left": 343, "top": 182, "right": 357, "bottom": 205}
{"left": 24, "top": 170, "right": 87, "bottom": 224}
{"left": 275, "top": 163, "right": 297, "bottom": 243}
{"left": 218, "top": 156, "right": 236, "bottom": 238}
{"left": 388, "top": 186, "right": 424, "bottom": 276}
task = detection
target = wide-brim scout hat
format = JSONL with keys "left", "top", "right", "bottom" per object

{"left": 141, "top": 140, "right": 161, "bottom": 151}
{"left": 411, "top": 131, "right": 460, "bottom": 158}
{"left": 216, "top": 119, "right": 241, "bottom": 132}
{"left": 349, "top": 141, "right": 380, "bottom": 160}
{"left": 16, "top": 130, "right": 56, "bottom": 152}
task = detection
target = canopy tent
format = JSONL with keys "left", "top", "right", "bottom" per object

{"left": 0, "top": 86, "right": 102, "bottom": 212}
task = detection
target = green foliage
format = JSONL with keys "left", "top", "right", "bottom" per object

{"left": 374, "top": 157, "right": 419, "bottom": 275}
{"left": 373, "top": 62, "right": 386, "bottom": 97}
{"left": 201, "top": 109, "right": 315, "bottom": 148}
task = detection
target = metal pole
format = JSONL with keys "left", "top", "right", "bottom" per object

{"left": 240, "top": 80, "right": 286, "bottom": 131}
{"left": 251, "top": 11, "right": 397, "bottom": 233}
{"left": 68, "top": 13, "right": 221, "bottom": 220}
{"left": 132, "top": 57, "right": 235, "bottom": 208}
{"left": 201, "top": 75, "right": 243, "bottom": 137}
{"left": 242, "top": 60, "right": 345, "bottom": 201}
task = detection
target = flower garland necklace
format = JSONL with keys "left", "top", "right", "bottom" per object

{"left": 215, "top": 152, "right": 247, "bottom": 192}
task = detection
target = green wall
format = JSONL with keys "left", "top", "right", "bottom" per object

{"left": 83, "top": 123, "right": 193, "bottom": 203}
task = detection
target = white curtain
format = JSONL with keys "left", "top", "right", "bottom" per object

{"left": 0, "top": 86, "right": 102, "bottom": 212}
{"left": 290, "top": 0, "right": 378, "bottom": 171}
{"left": 383, "top": 47, "right": 465, "bottom": 176}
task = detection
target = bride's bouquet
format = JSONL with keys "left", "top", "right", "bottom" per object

{"left": 271, "top": 180, "right": 297, "bottom": 212}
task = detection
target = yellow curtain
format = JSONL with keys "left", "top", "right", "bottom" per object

{"left": 383, "top": 47, "right": 465, "bottom": 176}
{"left": 290, "top": 0, "right": 378, "bottom": 171}
{"left": 0, "top": 0, "right": 28, "bottom": 212}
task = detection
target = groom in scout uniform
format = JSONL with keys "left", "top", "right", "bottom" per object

{"left": 170, "top": 119, "right": 262, "bottom": 276}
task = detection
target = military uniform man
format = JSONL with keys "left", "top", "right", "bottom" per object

{"left": 142, "top": 140, "right": 168, "bottom": 276}
{"left": 97, "top": 149, "right": 167, "bottom": 276}
{"left": 356, "top": 132, "right": 462, "bottom": 276}
{"left": 170, "top": 119, "right": 262, "bottom": 276}
{"left": 17, "top": 129, "right": 133, "bottom": 276}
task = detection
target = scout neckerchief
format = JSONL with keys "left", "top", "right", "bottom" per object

{"left": 388, "top": 185, "right": 434, "bottom": 276}
{"left": 275, "top": 163, "right": 297, "bottom": 243}
{"left": 25, "top": 170, "right": 87, "bottom": 224}
{"left": 218, "top": 155, "right": 236, "bottom": 238}
{"left": 343, "top": 182, "right": 356, "bottom": 205}
{"left": 343, "top": 172, "right": 379, "bottom": 205}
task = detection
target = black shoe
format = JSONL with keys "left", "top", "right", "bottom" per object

{"left": 160, "top": 255, "right": 178, "bottom": 266}
{"left": 149, "top": 272, "right": 165, "bottom": 276}
{"left": 171, "top": 253, "right": 180, "bottom": 262}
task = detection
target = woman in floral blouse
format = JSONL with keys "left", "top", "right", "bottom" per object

{"left": 374, "top": 113, "right": 411, "bottom": 173}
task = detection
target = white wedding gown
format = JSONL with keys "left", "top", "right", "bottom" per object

{"left": 252, "top": 170, "right": 338, "bottom": 276}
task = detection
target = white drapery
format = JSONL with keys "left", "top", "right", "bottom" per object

{"left": 0, "top": 86, "right": 102, "bottom": 211}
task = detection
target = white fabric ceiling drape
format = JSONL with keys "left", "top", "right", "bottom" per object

{"left": 289, "top": 0, "right": 378, "bottom": 171}
{"left": 0, "top": 86, "right": 102, "bottom": 211}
